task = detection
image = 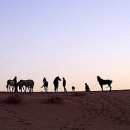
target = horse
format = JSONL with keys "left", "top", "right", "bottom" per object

{"left": 72, "top": 86, "right": 75, "bottom": 91}
{"left": 6, "top": 80, "right": 15, "bottom": 92}
{"left": 17, "top": 80, "right": 25, "bottom": 92}
{"left": 17, "top": 80, "right": 34, "bottom": 92}
{"left": 97, "top": 76, "right": 112, "bottom": 92}
{"left": 53, "top": 76, "right": 61, "bottom": 92}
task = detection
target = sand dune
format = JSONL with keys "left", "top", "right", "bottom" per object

{"left": 0, "top": 90, "right": 130, "bottom": 130}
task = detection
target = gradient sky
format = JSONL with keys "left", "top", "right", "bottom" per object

{"left": 0, "top": 0, "right": 130, "bottom": 92}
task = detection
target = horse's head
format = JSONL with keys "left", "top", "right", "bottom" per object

{"left": 17, "top": 80, "right": 24, "bottom": 89}
{"left": 97, "top": 76, "right": 100, "bottom": 81}
{"left": 18, "top": 80, "right": 23, "bottom": 84}
{"left": 57, "top": 76, "right": 61, "bottom": 81}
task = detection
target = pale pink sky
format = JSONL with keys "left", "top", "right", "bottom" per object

{"left": 0, "top": 0, "right": 130, "bottom": 92}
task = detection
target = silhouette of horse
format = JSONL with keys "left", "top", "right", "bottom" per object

{"left": 6, "top": 80, "right": 15, "bottom": 92}
{"left": 17, "top": 80, "right": 25, "bottom": 92}
{"left": 97, "top": 76, "right": 112, "bottom": 92}
{"left": 17, "top": 80, "right": 34, "bottom": 92}
{"left": 53, "top": 76, "right": 61, "bottom": 92}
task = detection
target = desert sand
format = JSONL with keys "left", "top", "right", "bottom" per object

{"left": 0, "top": 90, "right": 130, "bottom": 130}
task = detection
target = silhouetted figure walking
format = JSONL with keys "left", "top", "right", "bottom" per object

{"left": 63, "top": 77, "right": 67, "bottom": 92}
{"left": 41, "top": 78, "right": 48, "bottom": 92}
{"left": 85, "top": 83, "right": 90, "bottom": 92}
{"left": 13, "top": 76, "right": 18, "bottom": 93}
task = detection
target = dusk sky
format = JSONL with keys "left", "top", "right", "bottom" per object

{"left": 0, "top": 0, "right": 130, "bottom": 92}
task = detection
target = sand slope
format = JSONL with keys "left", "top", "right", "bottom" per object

{"left": 0, "top": 90, "right": 130, "bottom": 130}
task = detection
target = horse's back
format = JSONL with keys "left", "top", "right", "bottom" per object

{"left": 7, "top": 80, "right": 14, "bottom": 86}
{"left": 18, "top": 79, "right": 34, "bottom": 87}
{"left": 25, "top": 79, "right": 34, "bottom": 87}
{"left": 7, "top": 79, "right": 11, "bottom": 84}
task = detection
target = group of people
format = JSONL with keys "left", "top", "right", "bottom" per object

{"left": 41, "top": 77, "right": 67, "bottom": 92}
{"left": 41, "top": 77, "right": 90, "bottom": 92}
{"left": 6, "top": 76, "right": 91, "bottom": 93}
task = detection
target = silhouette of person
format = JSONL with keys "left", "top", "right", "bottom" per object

{"left": 13, "top": 76, "right": 18, "bottom": 93}
{"left": 63, "top": 77, "right": 67, "bottom": 92}
{"left": 72, "top": 86, "right": 75, "bottom": 91}
{"left": 41, "top": 78, "right": 48, "bottom": 92}
{"left": 85, "top": 83, "right": 90, "bottom": 92}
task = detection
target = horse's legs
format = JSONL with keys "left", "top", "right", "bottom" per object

{"left": 8, "top": 86, "right": 10, "bottom": 92}
{"left": 12, "top": 86, "right": 14, "bottom": 92}
{"left": 30, "top": 87, "right": 33, "bottom": 92}
{"left": 24, "top": 86, "right": 27, "bottom": 92}
{"left": 109, "top": 85, "right": 112, "bottom": 92}
{"left": 54, "top": 86, "right": 56, "bottom": 92}
{"left": 101, "top": 85, "right": 103, "bottom": 91}
{"left": 22, "top": 86, "right": 25, "bottom": 92}
{"left": 9, "top": 85, "right": 11, "bottom": 92}
{"left": 7, "top": 86, "right": 8, "bottom": 92}
{"left": 28, "top": 87, "right": 30, "bottom": 92}
{"left": 21, "top": 86, "right": 23, "bottom": 92}
{"left": 6, "top": 85, "right": 8, "bottom": 92}
{"left": 11, "top": 86, "right": 13, "bottom": 92}
{"left": 27, "top": 86, "right": 29, "bottom": 92}
{"left": 55, "top": 86, "right": 58, "bottom": 92}
{"left": 10, "top": 86, "right": 13, "bottom": 92}
{"left": 29, "top": 87, "right": 30, "bottom": 92}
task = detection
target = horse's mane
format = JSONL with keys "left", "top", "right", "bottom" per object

{"left": 97, "top": 76, "right": 103, "bottom": 81}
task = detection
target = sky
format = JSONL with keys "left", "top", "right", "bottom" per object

{"left": 0, "top": 0, "right": 130, "bottom": 92}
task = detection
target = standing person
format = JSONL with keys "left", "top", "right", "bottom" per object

{"left": 85, "top": 83, "right": 90, "bottom": 92}
{"left": 63, "top": 77, "right": 67, "bottom": 92}
{"left": 72, "top": 86, "right": 75, "bottom": 91}
{"left": 13, "top": 76, "right": 18, "bottom": 93}
{"left": 41, "top": 78, "right": 48, "bottom": 92}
